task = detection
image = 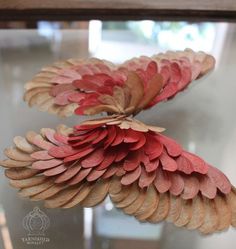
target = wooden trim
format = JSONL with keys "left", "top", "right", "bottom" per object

{"left": 0, "top": 1, "right": 236, "bottom": 21}
{"left": 1, "top": 0, "right": 236, "bottom": 11}
{"left": 0, "top": 9, "right": 236, "bottom": 22}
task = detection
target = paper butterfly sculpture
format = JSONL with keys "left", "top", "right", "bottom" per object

{"left": 1, "top": 49, "right": 236, "bottom": 235}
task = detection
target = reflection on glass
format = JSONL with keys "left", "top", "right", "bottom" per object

{"left": 91, "top": 21, "right": 229, "bottom": 64}
{"left": 0, "top": 205, "right": 13, "bottom": 249}
{"left": 83, "top": 208, "right": 93, "bottom": 249}
{"left": 93, "top": 198, "right": 162, "bottom": 249}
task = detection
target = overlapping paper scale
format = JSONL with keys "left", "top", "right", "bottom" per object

{"left": 24, "top": 49, "right": 215, "bottom": 117}
{"left": 110, "top": 179, "right": 236, "bottom": 234}
{"left": 1, "top": 117, "right": 235, "bottom": 234}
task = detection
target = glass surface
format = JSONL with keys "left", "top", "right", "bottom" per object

{"left": 0, "top": 21, "right": 236, "bottom": 249}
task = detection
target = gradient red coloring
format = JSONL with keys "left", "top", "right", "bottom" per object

{"left": 2, "top": 50, "right": 236, "bottom": 234}
{"left": 33, "top": 121, "right": 231, "bottom": 198}
{"left": 26, "top": 120, "right": 231, "bottom": 200}
{"left": 1, "top": 118, "right": 236, "bottom": 234}
{"left": 24, "top": 49, "right": 215, "bottom": 117}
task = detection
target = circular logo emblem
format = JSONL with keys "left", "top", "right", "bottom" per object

{"left": 23, "top": 207, "right": 50, "bottom": 236}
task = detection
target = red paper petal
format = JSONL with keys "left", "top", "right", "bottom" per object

{"left": 199, "top": 175, "right": 217, "bottom": 199}
{"left": 50, "top": 84, "right": 76, "bottom": 97}
{"left": 64, "top": 147, "right": 94, "bottom": 163}
{"left": 111, "top": 127, "right": 125, "bottom": 146}
{"left": 31, "top": 151, "right": 54, "bottom": 160}
{"left": 55, "top": 164, "right": 81, "bottom": 183}
{"left": 154, "top": 167, "right": 171, "bottom": 193}
{"left": 49, "top": 145, "right": 78, "bottom": 158}
{"left": 176, "top": 155, "right": 193, "bottom": 174}
{"left": 114, "top": 145, "right": 129, "bottom": 162}
{"left": 146, "top": 61, "right": 158, "bottom": 79}
{"left": 123, "top": 129, "right": 140, "bottom": 143}
{"left": 145, "top": 135, "right": 159, "bottom": 155}
{"left": 68, "top": 168, "right": 92, "bottom": 185}
{"left": 145, "top": 135, "right": 163, "bottom": 159}
{"left": 102, "top": 165, "right": 119, "bottom": 179}
{"left": 140, "top": 151, "right": 149, "bottom": 165}
{"left": 207, "top": 165, "right": 231, "bottom": 194}
{"left": 121, "top": 165, "right": 142, "bottom": 185}
{"left": 54, "top": 133, "right": 68, "bottom": 145}
{"left": 43, "top": 129, "right": 62, "bottom": 145}
{"left": 44, "top": 164, "right": 67, "bottom": 176}
{"left": 177, "top": 66, "right": 192, "bottom": 90}
{"left": 138, "top": 168, "right": 156, "bottom": 188}
{"left": 181, "top": 175, "right": 199, "bottom": 199}
{"left": 81, "top": 148, "right": 104, "bottom": 168}
{"left": 104, "top": 126, "right": 117, "bottom": 148}
{"left": 144, "top": 158, "right": 159, "bottom": 172}
{"left": 87, "top": 169, "right": 106, "bottom": 181}
{"left": 160, "top": 64, "right": 170, "bottom": 83}
{"left": 32, "top": 159, "right": 63, "bottom": 170}
{"left": 153, "top": 83, "right": 178, "bottom": 103}
{"left": 183, "top": 152, "right": 208, "bottom": 174}
{"left": 96, "top": 151, "right": 116, "bottom": 170}
{"left": 169, "top": 173, "right": 184, "bottom": 196}
{"left": 160, "top": 152, "right": 178, "bottom": 171}
{"left": 68, "top": 132, "right": 91, "bottom": 142}
{"left": 83, "top": 73, "right": 113, "bottom": 87}
{"left": 74, "top": 123, "right": 102, "bottom": 131}
{"left": 67, "top": 92, "right": 86, "bottom": 103}
{"left": 123, "top": 151, "right": 141, "bottom": 171}
{"left": 92, "top": 129, "right": 108, "bottom": 145}
{"left": 73, "top": 79, "right": 99, "bottom": 91}
{"left": 70, "top": 130, "right": 100, "bottom": 147}
{"left": 54, "top": 90, "right": 74, "bottom": 106}
{"left": 129, "top": 133, "right": 146, "bottom": 151}
{"left": 157, "top": 134, "right": 182, "bottom": 157}
{"left": 170, "top": 62, "right": 181, "bottom": 83}
{"left": 33, "top": 136, "right": 54, "bottom": 150}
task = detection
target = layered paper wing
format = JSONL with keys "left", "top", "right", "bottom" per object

{"left": 1, "top": 118, "right": 234, "bottom": 234}
{"left": 110, "top": 181, "right": 236, "bottom": 234}
{"left": 24, "top": 49, "right": 215, "bottom": 117}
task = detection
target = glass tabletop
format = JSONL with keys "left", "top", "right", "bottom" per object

{"left": 0, "top": 21, "right": 236, "bottom": 249}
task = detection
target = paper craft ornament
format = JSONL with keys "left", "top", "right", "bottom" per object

{"left": 1, "top": 49, "right": 236, "bottom": 235}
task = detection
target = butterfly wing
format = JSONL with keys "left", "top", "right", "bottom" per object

{"left": 122, "top": 48, "right": 215, "bottom": 108}
{"left": 110, "top": 179, "right": 236, "bottom": 234}
{"left": 24, "top": 49, "right": 215, "bottom": 117}
{"left": 24, "top": 58, "right": 118, "bottom": 117}
{"left": 0, "top": 118, "right": 235, "bottom": 234}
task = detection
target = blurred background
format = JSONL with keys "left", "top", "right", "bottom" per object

{"left": 0, "top": 20, "right": 229, "bottom": 62}
{"left": 0, "top": 20, "right": 236, "bottom": 249}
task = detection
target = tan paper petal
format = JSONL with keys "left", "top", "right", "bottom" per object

{"left": 199, "top": 197, "right": 219, "bottom": 234}
{"left": 80, "top": 179, "right": 110, "bottom": 207}
{"left": 147, "top": 193, "right": 170, "bottom": 223}
{"left": 4, "top": 147, "right": 34, "bottom": 162}
{"left": 134, "top": 185, "right": 159, "bottom": 220}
